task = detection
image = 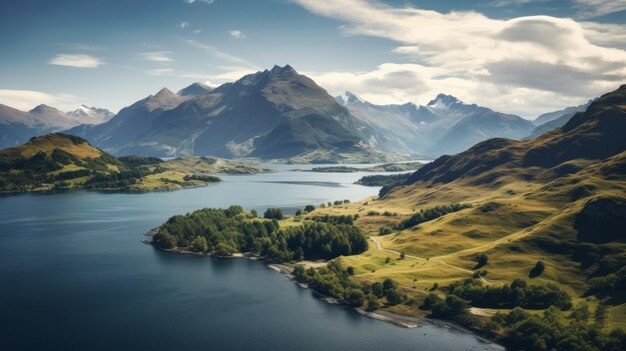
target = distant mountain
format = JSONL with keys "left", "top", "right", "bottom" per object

{"left": 527, "top": 101, "right": 592, "bottom": 139}
{"left": 336, "top": 92, "right": 435, "bottom": 156}
{"left": 406, "top": 85, "right": 626, "bottom": 185}
{"left": 428, "top": 95, "right": 534, "bottom": 155}
{"left": 339, "top": 92, "right": 534, "bottom": 157}
{"left": 66, "top": 65, "right": 383, "bottom": 162}
{"left": 66, "top": 105, "right": 115, "bottom": 124}
{"left": 67, "top": 87, "right": 188, "bottom": 155}
{"left": 178, "top": 82, "right": 212, "bottom": 97}
{"left": 0, "top": 103, "right": 113, "bottom": 150}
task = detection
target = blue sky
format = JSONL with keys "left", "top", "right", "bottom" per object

{"left": 0, "top": 0, "right": 625, "bottom": 118}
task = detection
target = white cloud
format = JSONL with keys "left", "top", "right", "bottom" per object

{"left": 292, "top": 0, "right": 626, "bottom": 117}
{"left": 180, "top": 21, "right": 189, "bottom": 28}
{"left": 138, "top": 51, "right": 174, "bottom": 64}
{"left": 0, "top": 89, "right": 84, "bottom": 111}
{"left": 228, "top": 30, "right": 246, "bottom": 39}
{"left": 194, "top": 29, "right": 202, "bottom": 34}
{"left": 48, "top": 54, "right": 103, "bottom": 68}
{"left": 573, "top": 0, "right": 626, "bottom": 18}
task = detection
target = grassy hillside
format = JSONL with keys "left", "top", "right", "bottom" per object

{"left": 0, "top": 133, "right": 268, "bottom": 193}
{"left": 288, "top": 85, "right": 626, "bottom": 348}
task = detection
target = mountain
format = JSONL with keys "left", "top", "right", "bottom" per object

{"left": 66, "top": 105, "right": 115, "bottom": 124}
{"left": 66, "top": 88, "right": 188, "bottom": 155}
{"left": 527, "top": 101, "right": 592, "bottom": 139}
{"left": 178, "top": 82, "right": 212, "bottom": 97}
{"left": 407, "top": 86, "right": 625, "bottom": 185}
{"left": 339, "top": 92, "right": 534, "bottom": 157}
{"left": 66, "top": 65, "right": 383, "bottom": 162}
{"left": 425, "top": 94, "right": 535, "bottom": 156}
{"left": 336, "top": 92, "right": 435, "bottom": 156}
{"left": 0, "top": 103, "right": 115, "bottom": 150}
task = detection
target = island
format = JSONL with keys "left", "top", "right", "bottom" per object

{"left": 0, "top": 133, "right": 271, "bottom": 194}
{"left": 305, "top": 161, "right": 423, "bottom": 173}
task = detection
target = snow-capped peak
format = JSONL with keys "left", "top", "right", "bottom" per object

{"left": 427, "top": 94, "right": 462, "bottom": 109}
{"left": 338, "top": 91, "right": 365, "bottom": 106}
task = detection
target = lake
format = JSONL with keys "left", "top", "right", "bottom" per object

{"left": 0, "top": 165, "right": 501, "bottom": 351}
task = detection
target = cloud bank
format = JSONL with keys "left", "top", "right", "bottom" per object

{"left": 293, "top": 0, "right": 626, "bottom": 117}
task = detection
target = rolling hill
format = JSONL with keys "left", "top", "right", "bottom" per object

{"left": 303, "top": 84, "right": 626, "bottom": 340}
{"left": 0, "top": 133, "right": 268, "bottom": 193}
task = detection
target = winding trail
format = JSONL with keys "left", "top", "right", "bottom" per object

{"left": 369, "top": 236, "right": 492, "bottom": 284}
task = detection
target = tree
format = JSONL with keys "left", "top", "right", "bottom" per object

{"left": 475, "top": 253, "right": 489, "bottom": 268}
{"left": 345, "top": 288, "right": 365, "bottom": 306}
{"left": 215, "top": 242, "right": 236, "bottom": 256}
{"left": 304, "top": 204, "right": 315, "bottom": 212}
{"left": 250, "top": 209, "right": 258, "bottom": 217}
{"left": 383, "top": 278, "right": 397, "bottom": 293}
{"left": 366, "top": 295, "right": 379, "bottom": 311}
{"left": 400, "top": 252, "right": 406, "bottom": 259}
{"left": 295, "top": 209, "right": 303, "bottom": 216}
{"left": 295, "top": 247, "right": 304, "bottom": 261}
{"left": 264, "top": 208, "right": 283, "bottom": 219}
{"left": 347, "top": 266, "right": 355, "bottom": 275}
{"left": 530, "top": 260, "right": 545, "bottom": 278}
{"left": 371, "top": 282, "right": 384, "bottom": 297}
{"left": 385, "top": 257, "right": 391, "bottom": 264}
{"left": 190, "top": 235, "right": 209, "bottom": 252}
{"left": 386, "top": 289, "right": 403, "bottom": 305}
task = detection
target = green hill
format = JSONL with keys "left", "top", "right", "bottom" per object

{"left": 299, "top": 84, "right": 626, "bottom": 348}
{"left": 0, "top": 133, "right": 267, "bottom": 193}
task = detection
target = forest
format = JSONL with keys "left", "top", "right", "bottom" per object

{"left": 152, "top": 206, "right": 368, "bottom": 262}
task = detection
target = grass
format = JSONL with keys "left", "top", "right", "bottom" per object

{"left": 294, "top": 152, "right": 626, "bottom": 332}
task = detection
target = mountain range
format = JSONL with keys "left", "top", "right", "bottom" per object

{"left": 0, "top": 103, "right": 114, "bottom": 150}
{"left": 67, "top": 65, "right": 383, "bottom": 162}
{"left": 1, "top": 65, "right": 599, "bottom": 161}
{"left": 337, "top": 91, "right": 537, "bottom": 157}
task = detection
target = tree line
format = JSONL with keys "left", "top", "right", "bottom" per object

{"left": 293, "top": 261, "right": 404, "bottom": 308}
{"left": 152, "top": 206, "right": 368, "bottom": 262}
{"left": 395, "top": 203, "right": 472, "bottom": 230}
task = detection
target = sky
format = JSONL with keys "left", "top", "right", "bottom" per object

{"left": 0, "top": 0, "right": 625, "bottom": 118}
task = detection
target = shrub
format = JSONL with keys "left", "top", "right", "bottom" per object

{"left": 529, "top": 260, "right": 545, "bottom": 278}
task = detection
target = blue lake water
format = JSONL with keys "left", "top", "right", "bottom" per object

{"left": 0, "top": 165, "right": 501, "bottom": 351}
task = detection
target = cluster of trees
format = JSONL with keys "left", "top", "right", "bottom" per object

{"left": 308, "top": 214, "right": 358, "bottom": 225}
{"left": 572, "top": 243, "right": 626, "bottom": 299}
{"left": 421, "top": 293, "right": 469, "bottom": 317}
{"left": 446, "top": 278, "right": 572, "bottom": 310}
{"left": 295, "top": 205, "right": 316, "bottom": 216}
{"left": 152, "top": 206, "right": 368, "bottom": 262}
{"left": 355, "top": 173, "right": 411, "bottom": 187}
{"left": 183, "top": 174, "right": 221, "bottom": 183}
{"left": 118, "top": 155, "right": 163, "bottom": 167}
{"left": 355, "top": 173, "right": 412, "bottom": 198}
{"left": 263, "top": 208, "right": 283, "bottom": 220}
{"left": 491, "top": 307, "right": 626, "bottom": 351}
{"left": 293, "top": 261, "right": 404, "bottom": 308}
{"left": 396, "top": 203, "right": 472, "bottom": 230}
{"left": 84, "top": 168, "right": 153, "bottom": 189}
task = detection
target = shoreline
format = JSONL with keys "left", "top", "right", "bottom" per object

{"left": 144, "top": 228, "right": 502, "bottom": 348}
